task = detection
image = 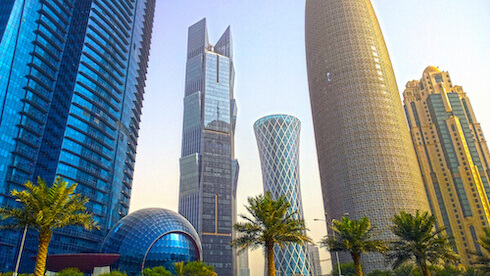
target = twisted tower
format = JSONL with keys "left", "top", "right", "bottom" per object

{"left": 254, "top": 114, "right": 311, "bottom": 276}
{"left": 305, "top": 0, "right": 430, "bottom": 269}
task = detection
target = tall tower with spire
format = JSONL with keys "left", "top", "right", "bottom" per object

{"left": 178, "top": 18, "right": 238, "bottom": 275}
{"left": 305, "top": 0, "right": 430, "bottom": 270}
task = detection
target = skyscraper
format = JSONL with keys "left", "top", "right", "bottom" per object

{"left": 254, "top": 114, "right": 311, "bottom": 276}
{"left": 237, "top": 247, "right": 250, "bottom": 276}
{"left": 178, "top": 18, "right": 238, "bottom": 276}
{"left": 403, "top": 66, "right": 490, "bottom": 266}
{"left": 307, "top": 245, "right": 322, "bottom": 276}
{"left": 305, "top": 0, "right": 430, "bottom": 269}
{"left": 0, "top": 0, "right": 155, "bottom": 271}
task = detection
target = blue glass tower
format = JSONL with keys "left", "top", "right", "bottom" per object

{"left": 178, "top": 18, "right": 238, "bottom": 276}
{"left": 254, "top": 114, "right": 311, "bottom": 276}
{"left": 0, "top": 0, "right": 156, "bottom": 272}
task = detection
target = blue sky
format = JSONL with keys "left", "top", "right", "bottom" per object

{"left": 129, "top": 1, "right": 490, "bottom": 274}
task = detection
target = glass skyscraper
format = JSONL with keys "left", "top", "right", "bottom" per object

{"left": 254, "top": 114, "right": 311, "bottom": 276}
{"left": 178, "top": 18, "right": 238, "bottom": 276}
{"left": 403, "top": 66, "right": 490, "bottom": 266}
{"left": 0, "top": 0, "right": 156, "bottom": 271}
{"left": 305, "top": 0, "right": 430, "bottom": 270}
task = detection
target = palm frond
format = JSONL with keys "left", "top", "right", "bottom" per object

{"left": 321, "top": 216, "right": 387, "bottom": 256}
{"left": 388, "top": 210, "right": 459, "bottom": 271}
{"left": 0, "top": 176, "right": 97, "bottom": 233}
{"left": 231, "top": 192, "right": 311, "bottom": 255}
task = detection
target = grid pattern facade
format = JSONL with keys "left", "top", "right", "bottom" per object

{"left": 305, "top": 0, "right": 430, "bottom": 270}
{"left": 403, "top": 66, "right": 490, "bottom": 266}
{"left": 101, "top": 208, "right": 201, "bottom": 276}
{"left": 178, "top": 18, "right": 238, "bottom": 276}
{"left": 0, "top": 0, "right": 155, "bottom": 272}
{"left": 254, "top": 114, "right": 311, "bottom": 276}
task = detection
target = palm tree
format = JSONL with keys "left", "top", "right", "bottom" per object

{"left": 471, "top": 227, "right": 490, "bottom": 274}
{"left": 0, "top": 177, "right": 98, "bottom": 276}
{"left": 174, "top": 262, "right": 184, "bottom": 276}
{"left": 320, "top": 216, "right": 388, "bottom": 276}
{"left": 387, "top": 210, "right": 459, "bottom": 276}
{"left": 230, "top": 192, "right": 312, "bottom": 276}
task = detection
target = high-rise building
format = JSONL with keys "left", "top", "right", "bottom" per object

{"left": 178, "top": 18, "right": 238, "bottom": 276}
{"left": 307, "top": 245, "right": 322, "bottom": 276}
{"left": 254, "top": 114, "right": 311, "bottom": 276}
{"left": 237, "top": 247, "right": 250, "bottom": 276}
{"left": 305, "top": 0, "right": 430, "bottom": 270}
{"left": 403, "top": 66, "right": 490, "bottom": 266}
{"left": 0, "top": 0, "right": 155, "bottom": 271}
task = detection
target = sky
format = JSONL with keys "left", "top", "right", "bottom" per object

{"left": 129, "top": 1, "right": 490, "bottom": 275}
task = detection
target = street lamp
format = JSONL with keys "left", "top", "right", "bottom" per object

{"left": 13, "top": 225, "right": 28, "bottom": 276}
{"left": 314, "top": 212, "right": 349, "bottom": 276}
{"left": 13, "top": 198, "right": 28, "bottom": 276}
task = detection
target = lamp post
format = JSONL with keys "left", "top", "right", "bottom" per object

{"left": 315, "top": 212, "right": 348, "bottom": 276}
{"left": 13, "top": 225, "right": 28, "bottom": 276}
{"left": 12, "top": 196, "right": 28, "bottom": 276}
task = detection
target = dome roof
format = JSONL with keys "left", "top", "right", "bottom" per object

{"left": 423, "top": 66, "right": 440, "bottom": 74}
{"left": 101, "top": 208, "right": 201, "bottom": 275}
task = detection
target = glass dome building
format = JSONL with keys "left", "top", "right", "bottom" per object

{"left": 101, "top": 208, "right": 201, "bottom": 275}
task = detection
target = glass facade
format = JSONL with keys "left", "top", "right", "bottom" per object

{"left": 254, "top": 114, "right": 311, "bottom": 276}
{"left": 0, "top": 0, "right": 156, "bottom": 272}
{"left": 101, "top": 208, "right": 201, "bottom": 276}
{"left": 178, "top": 18, "right": 238, "bottom": 276}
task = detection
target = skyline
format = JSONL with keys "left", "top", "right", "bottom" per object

{"left": 129, "top": 1, "right": 490, "bottom": 274}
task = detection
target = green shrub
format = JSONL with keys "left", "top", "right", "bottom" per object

{"left": 99, "top": 270, "right": 127, "bottom": 276}
{"left": 58, "top": 267, "right": 83, "bottom": 276}
{"left": 143, "top": 266, "right": 171, "bottom": 276}
{"left": 331, "top": 262, "right": 356, "bottom": 276}
{"left": 182, "top": 261, "right": 216, "bottom": 276}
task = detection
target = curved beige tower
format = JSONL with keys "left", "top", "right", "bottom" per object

{"left": 305, "top": 0, "right": 430, "bottom": 270}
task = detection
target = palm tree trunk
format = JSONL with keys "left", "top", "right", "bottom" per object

{"left": 420, "top": 264, "right": 431, "bottom": 276}
{"left": 266, "top": 241, "right": 275, "bottom": 276}
{"left": 352, "top": 252, "right": 363, "bottom": 276}
{"left": 34, "top": 230, "right": 52, "bottom": 276}
{"left": 174, "top": 261, "right": 184, "bottom": 276}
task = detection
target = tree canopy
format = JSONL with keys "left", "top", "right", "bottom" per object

{"left": 387, "top": 210, "right": 458, "bottom": 276}
{"left": 0, "top": 177, "right": 98, "bottom": 276}
{"left": 231, "top": 192, "right": 311, "bottom": 276}
{"left": 321, "top": 216, "right": 387, "bottom": 276}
